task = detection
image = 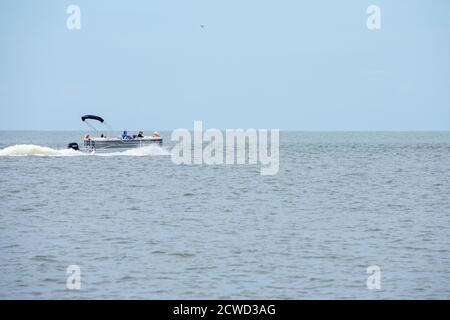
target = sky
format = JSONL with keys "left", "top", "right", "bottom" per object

{"left": 0, "top": 0, "right": 449, "bottom": 131}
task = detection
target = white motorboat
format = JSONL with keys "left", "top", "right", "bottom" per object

{"left": 67, "top": 115, "right": 162, "bottom": 152}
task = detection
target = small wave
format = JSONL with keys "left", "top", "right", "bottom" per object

{"left": 0, "top": 144, "right": 169, "bottom": 157}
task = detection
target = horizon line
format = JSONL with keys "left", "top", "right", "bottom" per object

{"left": 0, "top": 129, "right": 449, "bottom": 133}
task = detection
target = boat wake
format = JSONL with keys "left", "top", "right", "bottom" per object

{"left": 0, "top": 144, "right": 170, "bottom": 157}
{"left": 0, "top": 144, "right": 81, "bottom": 157}
{"left": 99, "top": 145, "right": 170, "bottom": 156}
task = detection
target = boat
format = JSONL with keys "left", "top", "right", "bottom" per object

{"left": 67, "top": 115, "right": 162, "bottom": 152}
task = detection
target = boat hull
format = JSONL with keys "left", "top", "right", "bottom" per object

{"left": 83, "top": 138, "right": 162, "bottom": 151}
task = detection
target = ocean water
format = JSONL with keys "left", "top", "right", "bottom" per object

{"left": 0, "top": 131, "right": 449, "bottom": 299}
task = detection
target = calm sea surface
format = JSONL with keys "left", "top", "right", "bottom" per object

{"left": 0, "top": 131, "right": 449, "bottom": 299}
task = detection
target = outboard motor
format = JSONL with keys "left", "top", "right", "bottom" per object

{"left": 67, "top": 142, "right": 80, "bottom": 151}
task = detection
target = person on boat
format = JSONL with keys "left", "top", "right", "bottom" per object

{"left": 121, "top": 130, "right": 132, "bottom": 139}
{"left": 84, "top": 134, "right": 91, "bottom": 140}
{"left": 152, "top": 131, "right": 161, "bottom": 138}
{"left": 137, "top": 131, "right": 144, "bottom": 138}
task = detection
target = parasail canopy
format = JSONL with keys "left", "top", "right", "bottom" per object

{"left": 81, "top": 115, "right": 104, "bottom": 123}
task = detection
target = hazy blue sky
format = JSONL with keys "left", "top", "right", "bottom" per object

{"left": 0, "top": 0, "right": 449, "bottom": 130}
